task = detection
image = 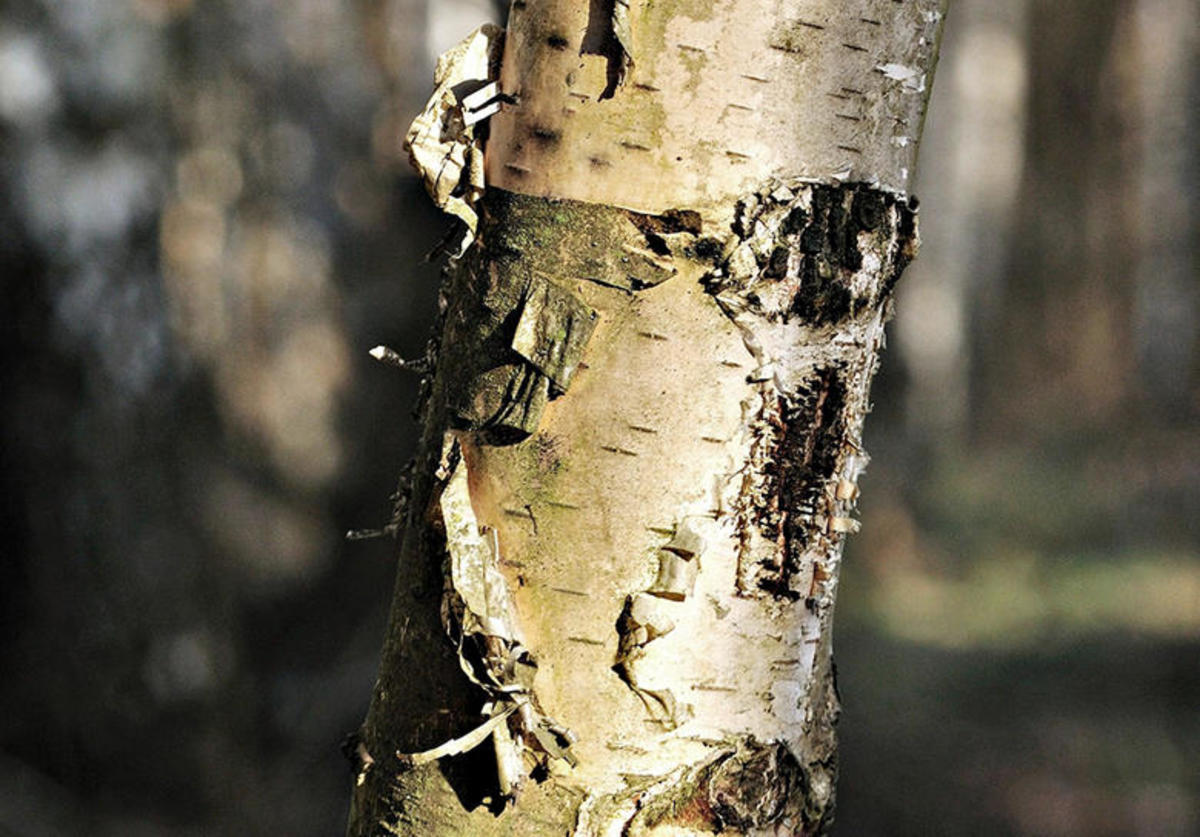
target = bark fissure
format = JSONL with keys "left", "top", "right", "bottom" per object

{"left": 581, "top": 0, "right": 634, "bottom": 100}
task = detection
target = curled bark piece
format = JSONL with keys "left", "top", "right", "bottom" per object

{"left": 368, "top": 345, "right": 429, "bottom": 374}
{"left": 441, "top": 445, "right": 518, "bottom": 641}
{"left": 404, "top": 24, "right": 503, "bottom": 252}
{"left": 396, "top": 705, "right": 516, "bottom": 768}
{"left": 436, "top": 434, "right": 575, "bottom": 798}
{"left": 613, "top": 592, "right": 691, "bottom": 729}
{"left": 663, "top": 516, "right": 706, "bottom": 557}
{"left": 648, "top": 551, "right": 696, "bottom": 601}
{"left": 573, "top": 737, "right": 815, "bottom": 836}
{"left": 442, "top": 258, "right": 596, "bottom": 443}
{"left": 510, "top": 275, "right": 598, "bottom": 394}
{"left": 341, "top": 731, "right": 375, "bottom": 788}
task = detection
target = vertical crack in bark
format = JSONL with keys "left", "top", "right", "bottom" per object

{"left": 581, "top": 0, "right": 633, "bottom": 100}
{"left": 741, "top": 365, "right": 850, "bottom": 599}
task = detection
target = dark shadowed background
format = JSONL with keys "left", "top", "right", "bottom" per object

{"left": 1, "top": 1, "right": 1196, "bottom": 834}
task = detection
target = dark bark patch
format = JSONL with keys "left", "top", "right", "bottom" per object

{"left": 747, "top": 367, "right": 848, "bottom": 599}
{"left": 692, "top": 236, "right": 725, "bottom": 262}
{"left": 879, "top": 195, "right": 920, "bottom": 302}
{"left": 437, "top": 742, "right": 510, "bottom": 815}
{"left": 782, "top": 204, "right": 809, "bottom": 235}
{"left": 445, "top": 189, "right": 722, "bottom": 444}
{"left": 793, "top": 255, "right": 855, "bottom": 325}
{"left": 709, "top": 182, "right": 919, "bottom": 329}
{"left": 480, "top": 189, "right": 676, "bottom": 293}
{"left": 762, "top": 246, "right": 790, "bottom": 279}
{"left": 780, "top": 184, "right": 918, "bottom": 325}
{"left": 853, "top": 188, "right": 886, "bottom": 230}
{"left": 790, "top": 189, "right": 866, "bottom": 324}
{"left": 626, "top": 207, "right": 704, "bottom": 237}
{"left": 639, "top": 739, "right": 819, "bottom": 834}
{"left": 708, "top": 740, "right": 802, "bottom": 830}
{"left": 642, "top": 232, "right": 671, "bottom": 257}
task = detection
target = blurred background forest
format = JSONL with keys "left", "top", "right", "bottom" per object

{"left": 1, "top": 0, "right": 1196, "bottom": 834}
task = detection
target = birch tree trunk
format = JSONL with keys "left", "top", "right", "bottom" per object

{"left": 347, "top": 1, "right": 946, "bottom": 834}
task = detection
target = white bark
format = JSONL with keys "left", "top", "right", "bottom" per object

{"left": 348, "top": 2, "right": 946, "bottom": 834}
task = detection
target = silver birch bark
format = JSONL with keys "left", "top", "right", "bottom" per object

{"left": 347, "top": 1, "right": 947, "bottom": 834}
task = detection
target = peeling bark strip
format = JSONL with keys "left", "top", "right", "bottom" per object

{"left": 436, "top": 189, "right": 709, "bottom": 443}
{"left": 405, "top": 25, "right": 504, "bottom": 250}
{"left": 349, "top": 1, "right": 945, "bottom": 834}
{"left": 431, "top": 434, "right": 576, "bottom": 794}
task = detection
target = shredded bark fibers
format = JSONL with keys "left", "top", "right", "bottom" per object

{"left": 755, "top": 367, "right": 848, "bottom": 598}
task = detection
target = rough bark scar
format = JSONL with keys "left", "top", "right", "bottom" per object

{"left": 748, "top": 367, "right": 848, "bottom": 599}
{"left": 438, "top": 191, "right": 705, "bottom": 445}
{"left": 578, "top": 737, "right": 825, "bottom": 835}
{"left": 713, "top": 181, "right": 917, "bottom": 328}
{"left": 702, "top": 180, "right": 918, "bottom": 600}
{"left": 439, "top": 243, "right": 598, "bottom": 445}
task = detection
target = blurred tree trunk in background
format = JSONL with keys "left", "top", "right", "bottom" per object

{"left": 975, "top": 0, "right": 1139, "bottom": 439}
{"left": 347, "top": 1, "right": 945, "bottom": 834}
{"left": 0, "top": 1, "right": 443, "bottom": 833}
